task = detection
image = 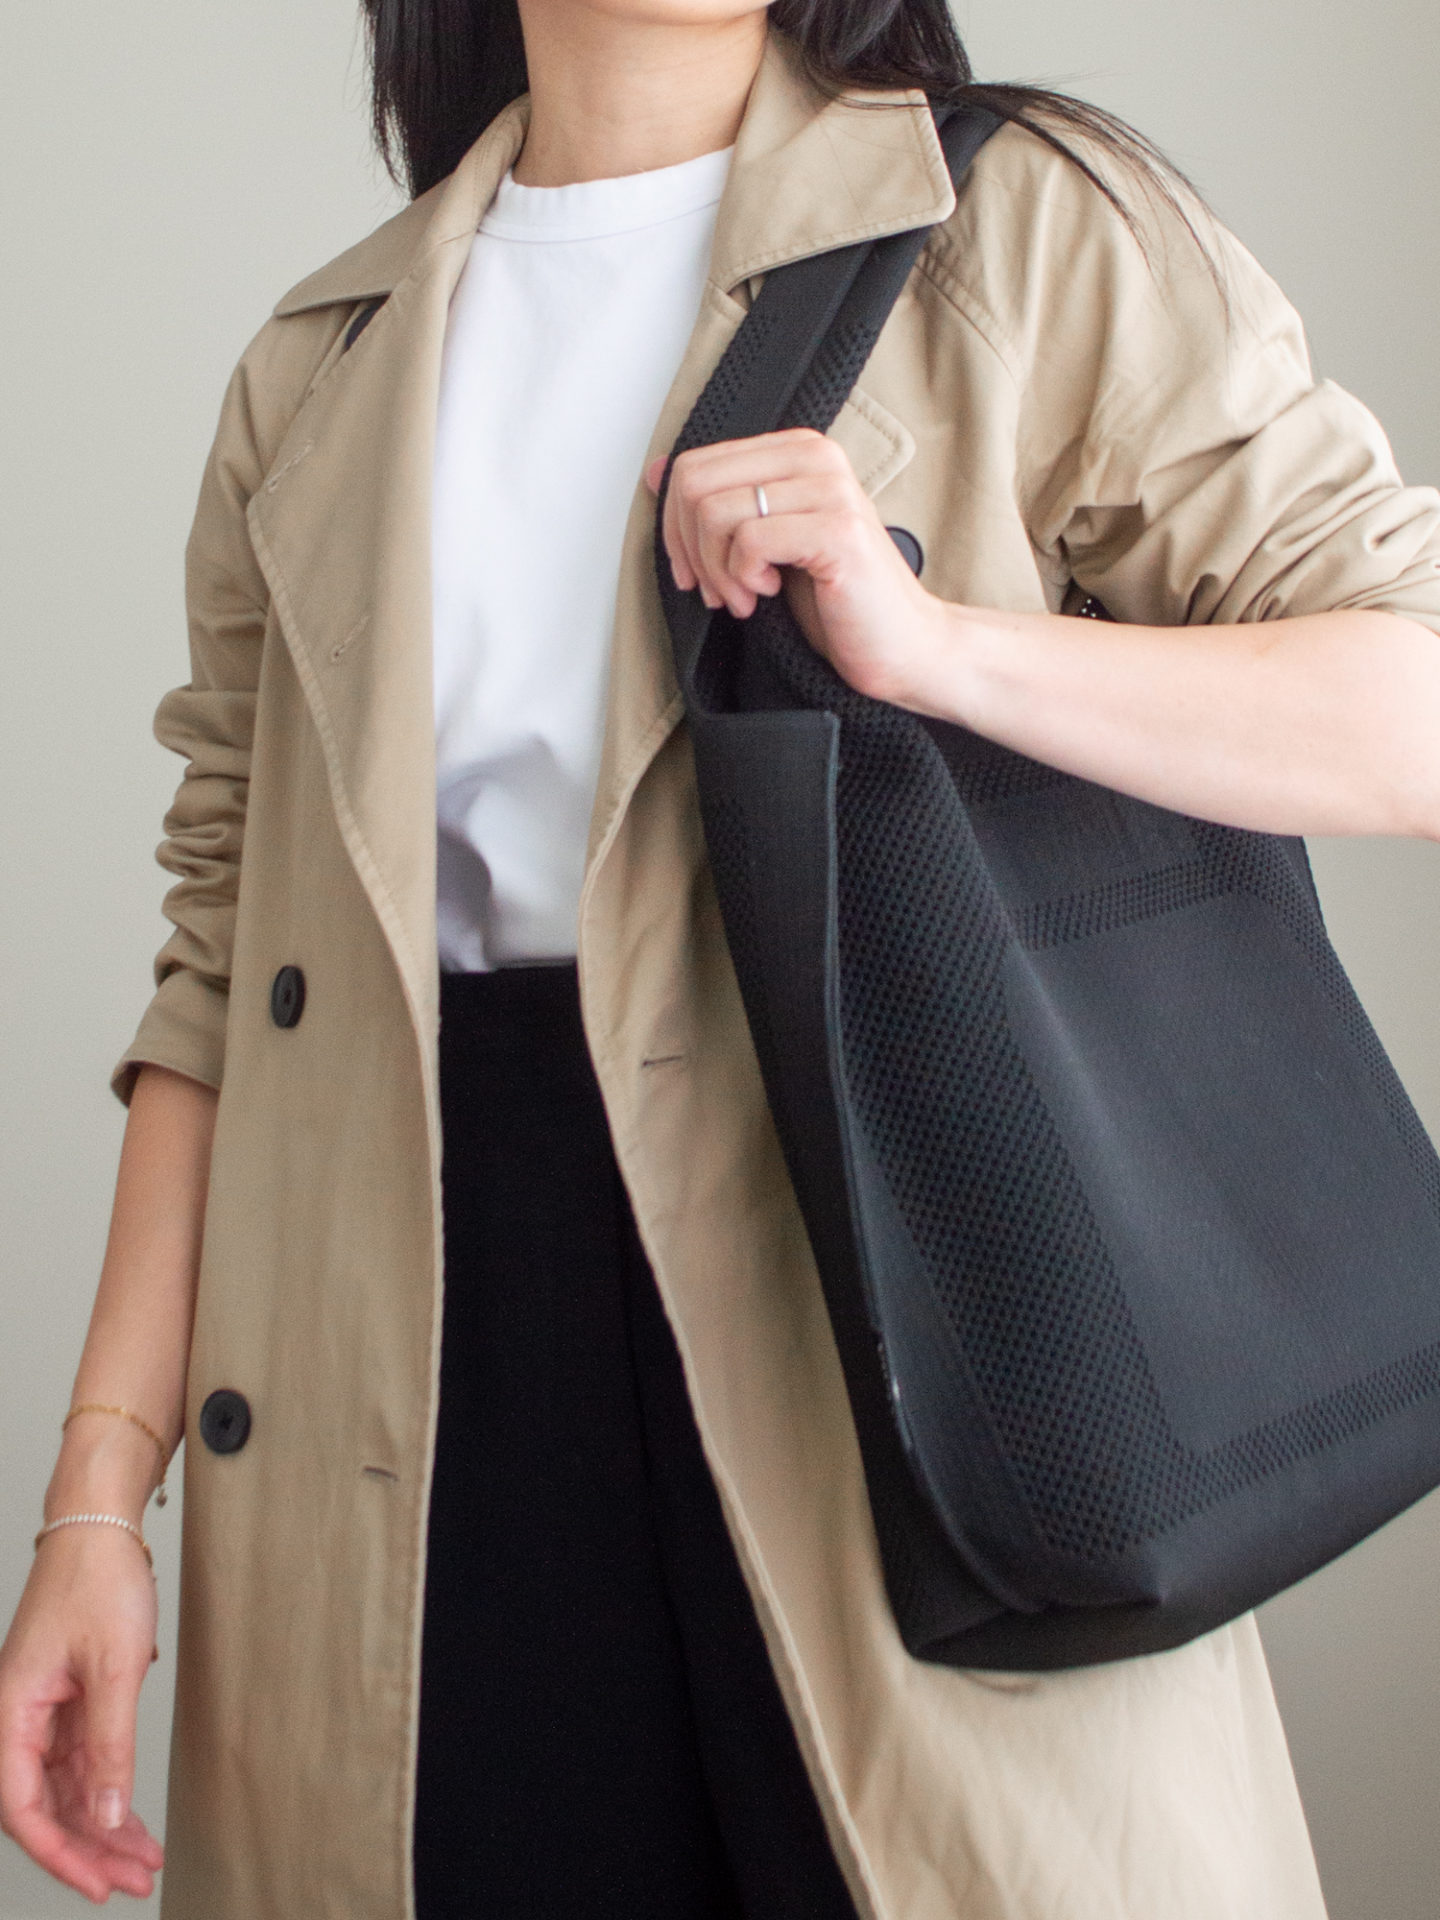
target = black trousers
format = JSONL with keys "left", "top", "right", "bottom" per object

{"left": 414, "top": 965, "right": 860, "bottom": 1920}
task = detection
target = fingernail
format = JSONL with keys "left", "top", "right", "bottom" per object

{"left": 97, "top": 1789, "right": 126, "bottom": 1830}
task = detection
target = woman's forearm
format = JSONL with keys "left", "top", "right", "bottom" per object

{"left": 653, "top": 434, "right": 1440, "bottom": 842}
{"left": 907, "top": 603, "right": 1440, "bottom": 840}
{"left": 0, "top": 1062, "right": 214, "bottom": 1894}
{"left": 45, "top": 1064, "right": 218, "bottom": 1528}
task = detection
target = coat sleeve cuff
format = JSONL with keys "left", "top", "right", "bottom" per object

{"left": 110, "top": 968, "right": 230, "bottom": 1107}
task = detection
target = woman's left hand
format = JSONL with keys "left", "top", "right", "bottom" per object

{"left": 645, "top": 428, "right": 947, "bottom": 709}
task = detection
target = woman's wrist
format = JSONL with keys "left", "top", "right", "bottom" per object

{"left": 44, "top": 1421, "right": 168, "bottom": 1530}
{"left": 886, "top": 594, "right": 1009, "bottom": 727}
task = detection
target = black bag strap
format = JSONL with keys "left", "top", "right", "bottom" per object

{"left": 659, "top": 104, "right": 1004, "bottom": 684}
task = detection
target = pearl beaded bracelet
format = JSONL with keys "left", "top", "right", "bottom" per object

{"left": 34, "top": 1512, "right": 154, "bottom": 1572}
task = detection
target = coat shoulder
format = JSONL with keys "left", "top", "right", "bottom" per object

{"left": 918, "top": 116, "right": 1267, "bottom": 382}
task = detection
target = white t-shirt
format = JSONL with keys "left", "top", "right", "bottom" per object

{"left": 432, "top": 143, "right": 733, "bottom": 972}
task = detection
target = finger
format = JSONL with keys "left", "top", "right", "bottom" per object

{"left": 7, "top": 1808, "right": 149, "bottom": 1904}
{"left": 665, "top": 439, "right": 837, "bottom": 604}
{"left": 671, "top": 427, "right": 840, "bottom": 495}
{"left": 0, "top": 1702, "right": 116, "bottom": 1903}
{"left": 675, "top": 473, "right": 801, "bottom": 611}
{"left": 690, "top": 488, "right": 777, "bottom": 611}
{"left": 660, "top": 476, "right": 702, "bottom": 597}
{"left": 720, "top": 505, "right": 878, "bottom": 619}
{"left": 668, "top": 438, "right": 856, "bottom": 610}
{"left": 52, "top": 1750, "right": 160, "bottom": 1892}
{"left": 83, "top": 1841, "right": 157, "bottom": 1902}
{"left": 44, "top": 1758, "right": 158, "bottom": 1899}
{"left": 692, "top": 475, "right": 855, "bottom": 611}
{"left": 77, "top": 1646, "right": 145, "bottom": 1839}
{"left": 89, "top": 1829, "right": 160, "bottom": 1899}
{"left": 102, "top": 1806, "right": 165, "bottom": 1872}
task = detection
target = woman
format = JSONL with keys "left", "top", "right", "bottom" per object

{"left": 3, "top": 0, "right": 1440, "bottom": 1912}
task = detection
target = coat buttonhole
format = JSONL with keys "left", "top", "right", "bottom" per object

{"left": 641, "top": 1053, "right": 686, "bottom": 1070}
{"left": 361, "top": 1464, "right": 399, "bottom": 1482}
{"left": 330, "top": 613, "right": 371, "bottom": 664}
{"left": 264, "top": 441, "right": 315, "bottom": 494}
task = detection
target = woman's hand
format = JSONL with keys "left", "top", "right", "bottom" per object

{"left": 647, "top": 430, "right": 1440, "bottom": 840}
{"left": 646, "top": 427, "right": 949, "bottom": 709}
{"left": 0, "top": 1523, "right": 163, "bottom": 1903}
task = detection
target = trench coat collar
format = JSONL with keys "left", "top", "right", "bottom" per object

{"left": 248, "top": 30, "right": 954, "bottom": 1062}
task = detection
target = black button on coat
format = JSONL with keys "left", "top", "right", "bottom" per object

{"left": 199, "top": 1389, "right": 252, "bottom": 1456}
{"left": 270, "top": 966, "right": 306, "bottom": 1029}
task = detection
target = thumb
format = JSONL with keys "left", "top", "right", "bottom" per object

{"left": 644, "top": 454, "right": 667, "bottom": 495}
{"left": 80, "top": 1652, "right": 143, "bottom": 1833}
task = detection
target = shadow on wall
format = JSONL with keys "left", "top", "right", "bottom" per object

{"left": 1259, "top": 836, "right": 1440, "bottom": 1920}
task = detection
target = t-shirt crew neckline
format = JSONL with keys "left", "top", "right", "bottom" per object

{"left": 478, "top": 142, "right": 735, "bottom": 245}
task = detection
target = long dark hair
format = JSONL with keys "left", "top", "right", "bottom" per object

{"left": 361, "top": 0, "right": 1203, "bottom": 250}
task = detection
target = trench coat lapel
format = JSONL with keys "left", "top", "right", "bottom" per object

{"left": 244, "top": 103, "right": 530, "bottom": 1052}
{"left": 588, "top": 34, "right": 955, "bottom": 866}
{"left": 245, "top": 31, "right": 954, "bottom": 1038}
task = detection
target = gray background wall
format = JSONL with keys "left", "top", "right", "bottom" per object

{"left": 1, "top": 1, "right": 1436, "bottom": 1914}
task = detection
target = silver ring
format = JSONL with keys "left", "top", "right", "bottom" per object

{"left": 754, "top": 483, "right": 770, "bottom": 519}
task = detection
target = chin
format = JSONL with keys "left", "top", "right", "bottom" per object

{"left": 541, "top": 0, "right": 768, "bottom": 30}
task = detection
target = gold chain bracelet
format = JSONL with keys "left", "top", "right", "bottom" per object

{"left": 62, "top": 1404, "right": 170, "bottom": 1507}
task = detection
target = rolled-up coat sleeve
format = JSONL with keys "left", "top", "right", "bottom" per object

{"left": 111, "top": 307, "right": 348, "bottom": 1106}
{"left": 110, "top": 333, "right": 294, "bottom": 1106}
{"left": 110, "top": 375, "right": 266, "bottom": 1104}
{"left": 988, "top": 130, "right": 1440, "bottom": 633}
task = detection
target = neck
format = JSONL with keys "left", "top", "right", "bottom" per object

{"left": 511, "top": 4, "right": 768, "bottom": 187}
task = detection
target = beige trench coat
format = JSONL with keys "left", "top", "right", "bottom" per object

{"left": 114, "top": 30, "right": 1440, "bottom": 1920}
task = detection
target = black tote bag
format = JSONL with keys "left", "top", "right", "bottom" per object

{"left": 656, "top": 105, "right": 1440, "bottom": 1670}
